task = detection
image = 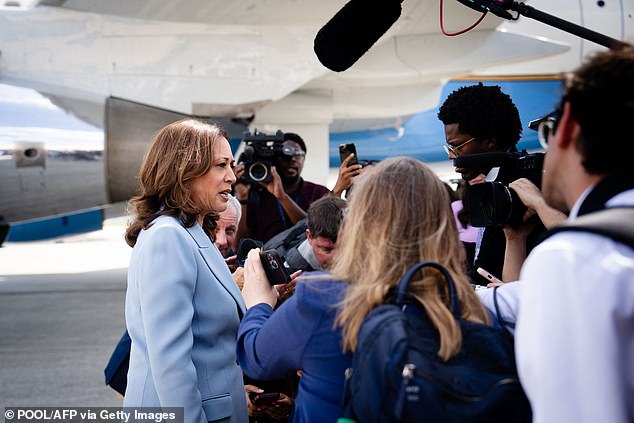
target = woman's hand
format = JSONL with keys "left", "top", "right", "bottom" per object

{"left": 242, "top": 249, "right": 278, "bottom": 309}
{"left": 274, "top": 271, "right": 301, "bottom": 305}
{"left": 263, "top": 393, "right": 292, "bottom": 420}
{"left": 244, "top": 384, "right": 264, "bottom": 417}
{"left": 232, "top": 266, "right": 245, "bottom": 291}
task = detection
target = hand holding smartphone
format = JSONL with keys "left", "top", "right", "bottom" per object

{"left": 339, "top": 143, "right": 359, "bottom": 167}
{"left": 259, "top": 250, "right": 291, "bottom": 285}
{"left": 476, "top": 267, "right": 504, "bottom": 287}
{"left": 249, "top": 392, "right": 281, "bottom": 408}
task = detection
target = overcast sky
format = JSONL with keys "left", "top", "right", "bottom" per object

{"left": 0, "top": 83, "right": 103, "bottom": 150}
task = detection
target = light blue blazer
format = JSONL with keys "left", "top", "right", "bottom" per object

{"left": 124, "top": 215, "right": 248, "bottom": 423}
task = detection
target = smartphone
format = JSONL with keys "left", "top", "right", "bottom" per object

{"left": 259, "top": 250, "right": 291, "bottom": 285}
{"left": 250, "top": 392, "right": 280, "bottom": 407}
{"left": 339, "top": 143, "right": 359, "bottom": 167}
{"left": 476, "top": 267, "right": 503, "bottom": 285}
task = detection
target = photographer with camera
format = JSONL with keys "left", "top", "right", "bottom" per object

{"left": 234, "top": 132, "right": 330, "bottom": 245}
{"left": 437, "top": 83, "right": 546, "bottom": 285}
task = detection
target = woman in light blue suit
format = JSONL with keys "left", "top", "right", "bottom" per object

{"left": 123, "top": 119, "right": 248, "bottom": 423}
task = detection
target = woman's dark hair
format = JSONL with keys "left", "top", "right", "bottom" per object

{"left": 438, "top": 83, "right": 522, "bottom": 151}
{"left": 124, "top": 119, "right": 228, "bottom": 247}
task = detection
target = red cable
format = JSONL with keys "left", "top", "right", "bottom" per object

{"left": 440, "top": 0, "right": 488, "bottom": 36}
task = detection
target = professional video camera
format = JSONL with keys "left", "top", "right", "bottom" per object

{"left": 454, "top": 150, "right": 544, "bottom": 227}
{"left": 237, "top": 130, "right": 290, "bottom": 184}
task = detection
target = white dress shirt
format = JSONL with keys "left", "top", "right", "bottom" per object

{"left": 515, "top": 188, "right": 634, "bottom": 423}
{"left": 476, "top": 281, "right": 521, "bottom": 335}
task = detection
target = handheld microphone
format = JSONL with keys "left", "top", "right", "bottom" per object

{"left": 314, "top": 0, "right": 403, "bottom": 72}
{"left": 236, "top": 238, "right": 263, "bottom": 267}
{"left": 453, "top": 152, "right": 517, "bottom": 169}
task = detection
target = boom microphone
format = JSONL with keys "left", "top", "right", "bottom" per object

{"left": 314, "top": 0, "right": 403, "bottom": 72}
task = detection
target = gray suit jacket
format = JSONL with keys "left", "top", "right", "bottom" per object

{"left": 124, "top": 215, "right": 248, "bottom": 423}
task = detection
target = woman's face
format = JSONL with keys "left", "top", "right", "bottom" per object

{"left": 190, "top": 137, "right": 236, "bottom": 217}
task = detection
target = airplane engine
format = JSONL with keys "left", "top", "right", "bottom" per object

{"left": 0, "top": 97, "right": 247, "bottom": 235}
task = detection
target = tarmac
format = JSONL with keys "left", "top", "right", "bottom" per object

{"left": 0, "top": 217, "right": 131, "bottom": 407}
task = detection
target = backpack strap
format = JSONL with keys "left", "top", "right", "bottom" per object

{"left": 394, "top": 261, "right": 459, "bottom": 315}
{"left": 493, "top": 286, "right": 515, "bottom": 331}
{"left": 544, "top": 207, "right": 634, "bottom": 249}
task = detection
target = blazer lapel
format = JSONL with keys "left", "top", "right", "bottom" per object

{"left": 185, "top": 224, "right": 246, "bottom": 317}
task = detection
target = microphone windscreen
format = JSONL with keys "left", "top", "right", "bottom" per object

{"left": 236, "top": 238, "right": 263, "bottom": 265}
{"left": 314, "top": 0, "right": 402, "bottom": 72}
{"left": 453, "top": 152, "right": 515, "bottom": 169}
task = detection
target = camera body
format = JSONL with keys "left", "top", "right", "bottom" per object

{"left": 460, "top": 151, "right": 544, "bottom": 227}
{"left": 238, "top": 130, "right": 286, "bottom": 184}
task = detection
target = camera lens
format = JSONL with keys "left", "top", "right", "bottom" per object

{"left": 249, "top": 162, "right": 269, "bottom": 182}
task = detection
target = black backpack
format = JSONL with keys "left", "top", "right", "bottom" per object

{"left": 340, "top": 262, "right": 531, "bottom": 423}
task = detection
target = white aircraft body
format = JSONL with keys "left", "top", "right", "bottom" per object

{"left": 0, "top": 0, "right": 631, "bottom": 236}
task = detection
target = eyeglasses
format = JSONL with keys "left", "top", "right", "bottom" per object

{"left": 281, "top": 143, "right": 306, "bottom": 158}
{"left": 443, "top": 137, "right": 475, "bottom": 156}
{"left": 528, "top": 108, "right": 561, "bottom": 150}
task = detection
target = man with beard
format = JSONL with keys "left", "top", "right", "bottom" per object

{"left": 234, "top": 132, "right": 330, "bottom": 244}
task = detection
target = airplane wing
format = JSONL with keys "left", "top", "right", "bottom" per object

{"left": 1, "top": 0, "right": 569, "bottom": 121}
{"left": 1, "top": 0, "right": 601, "bottom": 227}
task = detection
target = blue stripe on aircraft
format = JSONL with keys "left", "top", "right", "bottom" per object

{"left": 7, "top": 208, "right": 103, "bottom": 242}
{"left": 329, "top": 79, "right": 564, "bottom": 167}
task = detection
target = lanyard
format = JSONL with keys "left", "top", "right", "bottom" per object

{"left": 277, "top": 195, "right": 300, "bottom": 229}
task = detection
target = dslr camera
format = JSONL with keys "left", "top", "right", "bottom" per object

{"left": 238, "top": 130, "right": 294, "bottom": 184}
{"left": 455, "top": 150, "right": 544, "bottom": 227}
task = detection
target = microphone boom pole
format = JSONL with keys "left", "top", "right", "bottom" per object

{"left": 507, "top": 1, "right": 628, "bottom": 50}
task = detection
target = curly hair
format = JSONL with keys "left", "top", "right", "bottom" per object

{"left": 564, "top": 45, "right": 634, "bottom": 175}
{"left": 438, "top": 83, "right": 522, "bottom": 151}
{"left": 124, "top": 119, "right": 228, "bottom": 247}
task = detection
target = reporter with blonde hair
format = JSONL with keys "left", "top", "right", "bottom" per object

{"left": 334, "top": 157, "right": 490, "bottom": 359}
{"left": 238, "top": 157, "right": 490, "bottom": 423}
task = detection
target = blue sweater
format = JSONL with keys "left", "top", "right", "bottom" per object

{"left": 237, "top": 276, "right": 352, "bottom": 423}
